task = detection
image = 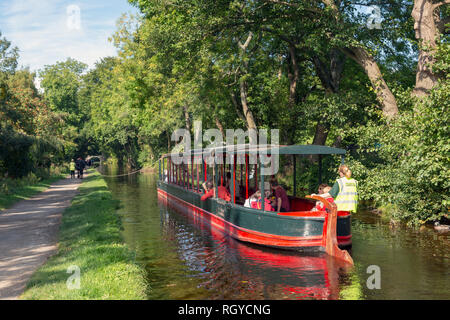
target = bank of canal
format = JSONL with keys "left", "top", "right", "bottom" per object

{"left": 21, "top": 170, "right": 147, "bottom": 300}
{"left": 102, "top": 165, "right": 449, "bottom": 300}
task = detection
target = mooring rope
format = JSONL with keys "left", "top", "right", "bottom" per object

{"left": 95, "top": 168, "right": 144, "bottom": 178}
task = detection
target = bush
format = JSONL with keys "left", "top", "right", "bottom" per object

{"left": 0, "top": 123, "right": 34, "bottom": 178}
{"left": 349, "top": 80, "right": 449, "bottom": 226}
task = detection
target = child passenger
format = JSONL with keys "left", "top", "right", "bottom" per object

{"left": 244, "top": 190, "right": 261, "bottom": 208}
{"left": 311, "top": 184, "right": 334, "bottom": 212}
{"left": 247, "top": 183, "right": 275, "bottom": 212}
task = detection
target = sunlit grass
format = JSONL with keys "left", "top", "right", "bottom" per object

{"left": 21, "top": 170, "right": 147, "bottom": 300}
{"left": 0, "top": 175, "right": 64, "bottom": 211}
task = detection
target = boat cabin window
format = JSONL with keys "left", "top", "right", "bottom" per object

{"left": 159, "top": 145, "right": 346, "bottom": 213}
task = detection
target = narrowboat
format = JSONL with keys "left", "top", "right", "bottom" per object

{"left": 157, "top": 144, "right": 353, "bottom": 264}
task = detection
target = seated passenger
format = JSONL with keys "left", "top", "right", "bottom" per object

{"left": 225, "top": 172, "right": 241, "bottom": 202}
{"left": 251, "top": 189, "right": 275, "bottom": 211}
{"left": 244, "top": 190, "right": 260, "bottom": 208}
{"left": 199, "top": 172, "right": 213, "bottom": 191}
{"left": 269, "top": 175, "right": 278, "bottom": 186}
{"left": 202, "top": 180, "right": 213, "bottom": 193}
{"left": 218, "top": 185, "right": 231, "bottom": 201}
{"left": 201, "top": 181, "right": 231, "bottom": 201}
{"left": 317, "top": 183, "right": 328, "bottom": 195}
{"left": 271, "top": 181, "right": 290, "bottom": 212}
{"left": 225, "top": 172, "right": 231, "bottom": 190}
{"left": 311, "top": 185, "right": 334, "bottom": 211}
{"left": 201, "top": 181, "right": 213, "bottom": 201}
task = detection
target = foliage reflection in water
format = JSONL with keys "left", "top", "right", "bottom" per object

{"left": 101, "top": 166, "right": 450, "bottom": 300}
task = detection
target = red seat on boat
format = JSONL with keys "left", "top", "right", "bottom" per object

{"left": 289, "top": 197, "right": 316, "bottom": 212}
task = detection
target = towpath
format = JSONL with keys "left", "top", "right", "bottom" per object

{"left": 0, "top": 174, "right": 85, "bottom": 299}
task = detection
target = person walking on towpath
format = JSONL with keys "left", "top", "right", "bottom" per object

{"left": 69, "top": 159, "right": 76, "bottom": 179}
{"left": 75, "top": 157, "right": 86, "bottom": 179}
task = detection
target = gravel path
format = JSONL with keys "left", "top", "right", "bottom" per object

{"left": 0, "top": 175, "right": 85, "bottom": 299}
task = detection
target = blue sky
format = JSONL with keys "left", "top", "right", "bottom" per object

{"left": 0, "top": 0, "right": 138, "bottom": 74}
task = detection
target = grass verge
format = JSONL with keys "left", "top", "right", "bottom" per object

{"left": 21, "top": 170, "right": 147, "bottom": 300}
{"left": 0, "top": 175, "right": 64, "bottom": 211}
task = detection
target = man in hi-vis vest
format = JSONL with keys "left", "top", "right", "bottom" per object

{"left": 329, "top": 165, "right": 358, "bottom": 213}
{"left": 69, "top": 159, "right": 76, "bottom": 179}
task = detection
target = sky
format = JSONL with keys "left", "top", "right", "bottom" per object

{"left": 0, "top": 0, "right": 138, "bottom": 76}
{"left": 0, "top": 1, "right": 383, "bottom": 81}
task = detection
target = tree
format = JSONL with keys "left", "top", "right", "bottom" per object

{"left": 0, "top": 33, "right": 65, "bottom": 177}
{"left": 39, "top": 58, "right": 88, "bottom": 123}
{"left": 38, "top": 58, "right": 89, "bottom": 160}
{"left": 411, "top": 0, "right": 450, "bottom": 96}
{"left": 0, "top": 32, "right": 19, "bottom": 116}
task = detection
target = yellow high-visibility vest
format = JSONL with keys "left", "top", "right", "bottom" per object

{"left": 69, "top": 162, "right": 76, "bottom": 171}
{"left": 335, "top": 177, "right": 358, "bottom": 213}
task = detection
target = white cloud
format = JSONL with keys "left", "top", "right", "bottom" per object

{"left": 0, "top": 0, "right": 135, "bottom": 74}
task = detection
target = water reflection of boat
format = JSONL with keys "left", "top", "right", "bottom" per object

{"left": 159, "top": 203, "right": 352, "bottom": 300}
{"left": 157, "top": 145, "right": 352, "bottom": 262}
{"left": 228, "top": 239, "right": 351, "bottom": 300}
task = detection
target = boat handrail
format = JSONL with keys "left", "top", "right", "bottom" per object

{"left": 160, "top": 144, "right": 346, "bottom": 159}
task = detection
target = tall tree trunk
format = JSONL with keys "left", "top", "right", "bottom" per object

{"left": 125, "top": 139, "right": 137, "bottom": 169}
{"left": 342, "top": 47, "right": 398, "bottom": 118}
{"left": 215, "top": 116, "right": 226, "bottom": 140}
{"left": 238, "top": 32, "right": 258, "bottom": 139}
{"left": 205, "top": 100, "right": 226, "bottom": 140}
{"left": 183, "top": 104, "right": 191, "bottom": 132}
{"left": 309, "top": 121, "right": 330, "bottom": 163}
{"left": 167, "top": 131, "right": 171, "bottom": 151}
{"left": 411, "top": 0, "right": 449, "bottom": 96}
{"left": 283, "top": 42, "right": 302, "bottom": 145}
{"left": 287, "top": 43, "right": 299, "bottom": 108}
{"left": 322, "top": 0, "right": 399, "bottom": 118}
{"left": 239, "top": 79, "right": 257, "bottom": 132}
{"left": 312, "top": 121, "right": 330, "bottom": 146}
{"left": 329, "top": 48, "right": 344, "bottom": 92}
{"left": 267, "top": 0, "right": 400, "bottom": 118}
{"left": 311, "top": 49, "right": 345, "bottom": 150}
{"left": 231, "top": 92, "right": 247, "bottom": 123}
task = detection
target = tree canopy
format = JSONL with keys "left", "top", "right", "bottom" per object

{"left": 1, "top": 0, "right": 448, "bottom": 225}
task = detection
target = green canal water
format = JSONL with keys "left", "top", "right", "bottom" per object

{"left": 101, "top": 167, "right": 449, "bottom": 300}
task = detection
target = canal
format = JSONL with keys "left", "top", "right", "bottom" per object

{"left": 101, "top": 167, "right": 449, "bottom": 300}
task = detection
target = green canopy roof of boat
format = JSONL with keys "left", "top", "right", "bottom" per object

{"left": 164, "top": 144, "right": 346, "bottom": 158}
{"left": 273, "top": 145, "right": 346, "bottom": 155}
